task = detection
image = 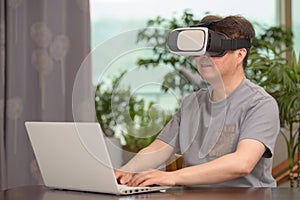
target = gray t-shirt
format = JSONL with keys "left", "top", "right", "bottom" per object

{"left": 158, "top": 78, "right": 280, "bottom": 187}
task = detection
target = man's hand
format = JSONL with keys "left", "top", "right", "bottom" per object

{"left": 127, "top": 169, "right": 177, "bottom": 187}
{"left": 114, "top": 169, "right": 134, "bottom": 185}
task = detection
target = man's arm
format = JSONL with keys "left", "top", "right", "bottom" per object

{"left": 172, "top": 138, "right": 266, "bottom": 185}
{"left": 128, "top": 138, "right": 266, "bottom": 186}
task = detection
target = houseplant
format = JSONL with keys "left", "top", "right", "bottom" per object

{"left": 277, "top": 52, "right": 300, "bottom": 187}
{"left": 249, "top": 50, "right": 300, "bottom": 187}
{"left": 246, "top": 26, "right": 299, "bottom": 187}
{"left": 95, "top": 71, "right": 173, "bottom": 157}
{"left": 136, "top": 10, "right": 202, "bottom": 100}
{"left": 95, "top": 71, "right": 129, "bottom": 137}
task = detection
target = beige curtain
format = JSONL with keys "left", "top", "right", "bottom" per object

{"left": 0, "top": 0, "right": 93, "bottom": 190}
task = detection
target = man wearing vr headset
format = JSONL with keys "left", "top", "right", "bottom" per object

{"left": 116, "top": 15, "right": 279, "bottom": 187}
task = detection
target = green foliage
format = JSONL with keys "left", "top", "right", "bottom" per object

{"left": 246, "top": 26, "right": 294, "bottom": 88}
{"left": 276, "top": 52, "right": 300, "bottom": 124}
{"left": 246, "top": 26, "right": 299, "bottom": 125}
{"left": 95, "top": 71, "right": 173, "bottom": 152}
{"left": 123, "top": 101, "right": 173, "bottom": 152}
{"left": 136, "top": 10, "right": 201, "bottom": 98}
{"left": 95, "top": 71, "right": 129, "bottom": 137}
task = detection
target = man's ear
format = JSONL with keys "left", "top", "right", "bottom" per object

{"left": 236, "top": 48, "right": 247, "bottom": 65}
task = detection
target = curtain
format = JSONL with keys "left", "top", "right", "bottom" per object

{"left": 0, "top": 0, "right": 93, "bottom": 190}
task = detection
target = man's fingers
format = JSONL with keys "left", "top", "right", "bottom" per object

{"left": 119, "top": 173, "right": 133, "bottom": 185}
{"left": 128, "top": 171, "right": 154, "bottom": 186}
{"left": 127, "top": 170, "right": 175, "bottom": 187}
{"left": 114, "top": 170, "right": 134, "bottom": 185}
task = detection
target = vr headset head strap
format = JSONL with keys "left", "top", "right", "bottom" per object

{"left": 221, "top": 38, "right": 251, "bottom": 50}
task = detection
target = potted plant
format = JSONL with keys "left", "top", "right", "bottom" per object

{"left": 276, "top": 52, "right": 300, "bottom": 187}
{"left": 136, "top": 10, "right": 202, "bottom": 100}
{"left": 246, "top": 26, "right": 299, "bottom": 187}
{"left": 95, "top": 71, "right": 129, "bottom": 138}
{"left": 95, "top": 71, "right": 173, "bottom": 164}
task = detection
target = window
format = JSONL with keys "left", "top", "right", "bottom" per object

{"left": 90, "top": 0, "right": 278, "bottom": 112}
{"left": 292, "top": 0, "right": 300, "bottom": 54}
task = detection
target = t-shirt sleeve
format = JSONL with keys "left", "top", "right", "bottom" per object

{"left": 239, "top": 97, "right": 280, "bottom": 158}
{"left": 157, "top": 109, "right": 181, "bottom": 151}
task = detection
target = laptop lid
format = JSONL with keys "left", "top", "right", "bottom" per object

{"left": 25, "top": 122, "right": 121, "bottom": 194}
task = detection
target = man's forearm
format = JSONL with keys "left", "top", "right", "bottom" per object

{"left": 173, "top": 152, "right": 249, "bottom": 185}
{"left": 173, "top": 139, "right": 265, "bottom": 186}
{"left": 121, "top": 139, "right": 175, "bottom": 173}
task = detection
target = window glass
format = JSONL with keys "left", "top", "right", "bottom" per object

{"left": 292, "top": 0, "right": 300, "bottom": 55}
{"left": 90, "top": 0, "right": 278, "bottom": 112}
{"left": 91, "top": 0, "right": 277, "bottom": 49}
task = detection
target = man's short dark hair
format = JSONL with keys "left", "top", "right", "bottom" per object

{"left": 200, "top": 15, "right": 255, "bottom": 69}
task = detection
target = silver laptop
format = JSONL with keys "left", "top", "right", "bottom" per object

{"left": 25, "top": 121, "right": 170, "bottom": 195}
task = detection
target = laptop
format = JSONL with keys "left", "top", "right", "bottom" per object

{"left": 25, "top": 121, "right": 170, "bottom": 195}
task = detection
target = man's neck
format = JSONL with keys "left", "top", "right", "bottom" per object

{"left": 211, "top": 75, "right": 245, "bottom": 102}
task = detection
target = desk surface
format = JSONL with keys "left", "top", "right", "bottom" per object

{"left": 1, "top": 185, "right": 300, "bottom": 200}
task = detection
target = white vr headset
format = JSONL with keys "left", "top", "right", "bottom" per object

{"left": 167, "top": 26, "right": 251, "bottom": 57}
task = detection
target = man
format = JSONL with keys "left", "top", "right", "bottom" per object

{"left": 115, "top": 15, "right": 280, "bottom": 187}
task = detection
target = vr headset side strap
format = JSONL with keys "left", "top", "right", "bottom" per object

{"left": 221, "top": 38, "right": 251, "bottom": 50}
